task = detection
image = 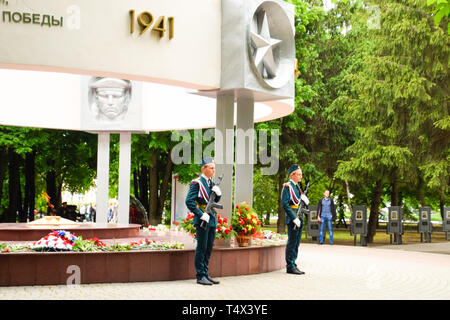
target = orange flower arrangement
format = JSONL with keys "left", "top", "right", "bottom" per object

{"left": 231, "top": 202, "right": 262, "bottom": 236}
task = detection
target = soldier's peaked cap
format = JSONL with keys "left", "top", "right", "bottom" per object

{"left": 201, "top": 157, "right": 214, "bottom": 167}
{"left": 288, "top": 164, "right": 301, "bottom": 175}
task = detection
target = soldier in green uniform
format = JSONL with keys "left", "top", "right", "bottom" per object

{"left": 185, "top": 157, "right": 222, "bottom": 285}
{"left": 282, "top": 164, "right": 309, "bottom": 275}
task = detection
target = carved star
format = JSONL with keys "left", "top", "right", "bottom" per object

{"left": 250, "top": 11, "right": 281, "bottom": 78}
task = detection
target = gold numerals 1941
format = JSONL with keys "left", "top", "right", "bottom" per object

{"left": 130, "top": 10, "right": 174, "bottom": 39}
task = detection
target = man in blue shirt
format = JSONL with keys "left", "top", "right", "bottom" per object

{"left": 317, "top": 190, "right": 336, "bottom": 245}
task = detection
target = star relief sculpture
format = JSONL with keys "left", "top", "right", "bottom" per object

{"left": 249, "top": 11, "right": 282, "bottom": 79}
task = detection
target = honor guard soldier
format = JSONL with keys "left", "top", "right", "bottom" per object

{"left": 185, "top": 157, "right": 222, "bottom": 285}
{"left": 282, "top": 164, "right": 309, "bottom": 275}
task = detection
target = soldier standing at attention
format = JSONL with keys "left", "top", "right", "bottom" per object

{"left": 185, "top": 157, "right": 222, "bottom": 285}
{"left": 282, "top": 164, "right": 308, "bottom": 275}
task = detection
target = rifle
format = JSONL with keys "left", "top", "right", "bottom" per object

{"left": 200, "top": 174, "right": 224, "bottom": 230}
{"left": 293, "top": 181, "right": 310, "bottom": 231}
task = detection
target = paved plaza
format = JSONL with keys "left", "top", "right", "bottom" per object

{"left": 1, "top": 242, "right": 449, "bottom": 300}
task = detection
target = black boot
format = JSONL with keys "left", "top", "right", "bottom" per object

{"left": 206, "top": 276, "right": 220, "bottom": 284}
{"left": 197, "top": 276, "right": 213, "bottom": 285}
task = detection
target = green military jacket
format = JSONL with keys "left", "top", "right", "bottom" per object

{"left": 281, "top": 180, "right": 303, "bottom": 225}
{"left": 185, "top": 175, "right": 222, "bottom": 228}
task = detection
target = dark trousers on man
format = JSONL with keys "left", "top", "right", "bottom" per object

{"left": 195, "top": 224, "right": 216, "bottom": 280}
{"left": 285, "top": 221, "right": 303, "bottom": 271}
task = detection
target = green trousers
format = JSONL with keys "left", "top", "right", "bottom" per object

{"left": 195, "top": 224, "right": 216, "bottom": 280}
{"left": 285, "top": 221, "right": 303, "bottom": 271}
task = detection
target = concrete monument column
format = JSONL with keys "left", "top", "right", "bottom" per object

{"left": 234, "top": 94, "right": 255, "bottom": 207}
{"left": 96, "top": 132, "right": 110, "bottom": 223}
{"left": 214, "top": 91, "right": 235, "bottom": 223}
{"left": 118, "top": 132, "right": 132, "bottom": 224}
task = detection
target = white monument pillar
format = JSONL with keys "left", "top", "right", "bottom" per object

{"left": 96, "top": 132, "right": 110, "bottom": 223}
{"left": 171, "top": 174, "right": 191, "bottom": 227}
{"left": 215, "top": 91, "right": 235, "bottom": 223}
{"left": 118, "top": 132, "right": 132, "bottom": 224}
{"left": 234, "top": 94, "right": 255, "bottom": 207}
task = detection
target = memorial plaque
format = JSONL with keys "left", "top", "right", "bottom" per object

{"left": 444, "top": 207, "right": 450, "bottom": 235}
{"left": 417, "top": 206, "right": 432, "bottom": 240}
{"left": 421, "top": 210, "right": 428, "bottom": 221}
{"left": 387, "top": 206, "right": 403, "bottom": 242}
{"left": 307, "top": 206, "right": 320, "bottom": 239}
{"left": 391, "top": 211, "right": 398, "bottom": 221}
{"left": 356, "top": 211, "right": 363, "bottom": 221}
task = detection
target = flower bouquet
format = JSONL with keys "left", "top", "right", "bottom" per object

{"left": 72, "top": 236, "right": 106, "bottom": 252}
{"left": 178, "top": 211, "right": 196, "bottom": 237}
{"left": 29, "top": 230, "right": 77, "bottom": 251}
{"left": 130, "top": 238, "right": 185, "bottom": 250}
{"left": 215, "top": 213, "right": 233, "bottom": 240}
{"left": 232, "top": 202, "right": 262, "bottom": 247}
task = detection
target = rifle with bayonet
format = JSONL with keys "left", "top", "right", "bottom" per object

{"left": 294, "top": 181, "right": 310, "bottom": 231}
{"left": 200, "top": 174, "right": 224, "bottom": 230}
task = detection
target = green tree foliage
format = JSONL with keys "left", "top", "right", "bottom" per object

{"left": 334, "top": 0, "right": 449, "bottom": 241}
{"left": 427, "top": 0, "right": 450, "bottom": 33}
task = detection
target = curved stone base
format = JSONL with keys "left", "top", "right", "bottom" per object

{"left": 0, "top": 245, "right": 286, "bottom": 286}
{"left": 0, "top": 223, "right": 141, "bottom": 241}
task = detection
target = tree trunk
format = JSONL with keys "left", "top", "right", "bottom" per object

{"left": 367, "top": 179, "right": 383, "bottom": 243}
{"left": 23, "top": 151, "right": 36, "bottom": 222}
{"left": 390, "top": 168, "right": 399, "bottom": 206}
{"left": 0, "top": 146, "right": 7, "bottom": 221}
{"left": 276, "top": 162, "right": 286, "bottom": 234}
{"left": 46, "top": 163, "right": 57, "bottom": 214}
{"left": 133, "top": 169, "right": 139, "bottom": 198}
{"left": 264, "top": 212, "right": 270, "bottom": 226}
{"left": 139, "top": 165, "right": 149, "bottom": 212}
{"left": 148, "top": 151, "right": 159, "bottom": 225}
{"left": 7, "top": 149, "right": 22, "bottom": 223}
{"left": 418, "top": 173, "right": 425, "bottom": 207}
{"left": 157, "top": 153, "right": 173, "bottom": 221}
{"left": 345, "top": 180, "right": 352, "bottom": 213}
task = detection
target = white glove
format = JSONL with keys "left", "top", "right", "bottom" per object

{"left": 301, "top": 194, "right": 309, "bottom": 206}
{"left": 211, "top": 185, "right": 221, "bottom": 196}
{"left": 293, "top": 218, "right": 301, "bottom": 228}
{"left": 200, "top": 212, "right": 210, "bottom": 223}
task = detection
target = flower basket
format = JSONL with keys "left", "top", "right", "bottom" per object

{"left": 235, "top": 234, "right": 251, "bottom": 247}
{"left": 231, "top": 202, "right": 262, "bottom": 247}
